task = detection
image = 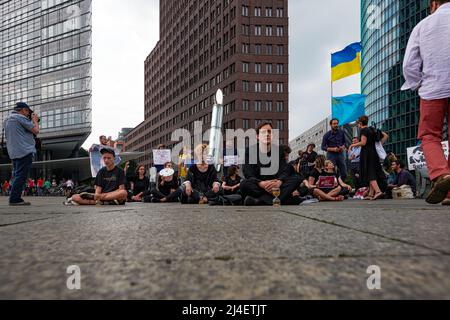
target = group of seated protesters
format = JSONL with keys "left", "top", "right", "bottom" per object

{"left": 66, "top": 122, "right": 418, "bottom": 206}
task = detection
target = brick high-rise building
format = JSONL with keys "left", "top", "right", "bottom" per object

{"left": 126, "top": 0, "right": 289, "bottom": 167}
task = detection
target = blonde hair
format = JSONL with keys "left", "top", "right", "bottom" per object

{"left": 194, "top": 144, "right": 209, "bottom": 164}
{"left": 324, "top": 160, "right": 334, "bottom": 168}
{"left": 314, "top": 155, "right": 326, "bottom": 170}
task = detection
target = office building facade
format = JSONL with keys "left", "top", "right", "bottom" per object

{"left": 289, "top": 117, "right": 330, "bottom": 162}
{"left": 0, "top": 0, "right": 92, "bottom": 163}
{"left": 126, "top": 0, "right": 289, "bottom": 167}
{"left": 361, "top": 0, "right": 430, "bottom": 161}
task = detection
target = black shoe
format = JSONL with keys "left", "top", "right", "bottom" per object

{"left": 79, "top": 192, "right": 95, "bottom": 201}
{"left": 244, "top": 196, "right": 258, "bottom": 206}
{"left": 9, "top": 201, "right": 31, "bottom": 206}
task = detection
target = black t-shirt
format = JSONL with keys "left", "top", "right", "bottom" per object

{"left": 309, "top": 168, "right": 323, "bottom": 183}
{"left": 95, "top": 166, "right": 126, "bottom": 193}
{"left": 133, "top": 176, "right": 150, "bottom": 196}
{"left": 224, "top": 175, "right": 241, "bottom": 195}
{"left": 159, "top": 176, "right": 179, "bottom": 196}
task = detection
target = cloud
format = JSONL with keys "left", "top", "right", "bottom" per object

{"left": 288, "top": 0, "right": 361, "bottom": 140}
{"left": 85, "top": 0, "right": 159, "bottom": 147}
{"left": 86, "top": 0, "right": 360, "bottom": 147}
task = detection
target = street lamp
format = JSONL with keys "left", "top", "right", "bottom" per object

{"left": 208, "top": 89, "right": 224, "bottom": 172}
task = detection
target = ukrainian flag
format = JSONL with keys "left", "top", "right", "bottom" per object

{"left": 331, "top": 42, "right": 362, "bottom": 82}
{"left": 332, "top": 94, "right": 366, "bottom": 126}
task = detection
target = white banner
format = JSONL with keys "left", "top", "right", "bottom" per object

{"left": 224, "top": 155, "right": 239, "bottom": 167}
{"left": 89, "top": 144, "right": 122, "bottom": 177}
{"left": 153, "top": 149, "right": 172, "bottom": 165}
{"left": 407, "top": 141, "right": 448, "bottom": 171}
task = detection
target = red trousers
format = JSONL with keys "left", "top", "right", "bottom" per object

{"left": 418, "top": 98, "right": 450, "bottom": 189}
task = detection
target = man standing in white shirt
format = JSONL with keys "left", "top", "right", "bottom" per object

{"left": 402, "top": 0, "right": 450, "bottom": 205}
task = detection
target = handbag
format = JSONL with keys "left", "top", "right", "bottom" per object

{"left": 375, "top": 141, "right": 387, "bottom": 161}
{"left": 372, "top": 127, "right": 387, "bottom": 161}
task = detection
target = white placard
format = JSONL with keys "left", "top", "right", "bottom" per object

{"left": 224, "top": 155, "right": 239, "bottom": 167}
{"left": 407, "top": 141, "right": 448, "bottom": 171}
{"left": 153, "top": 149, "right": 172, "bottom": 165}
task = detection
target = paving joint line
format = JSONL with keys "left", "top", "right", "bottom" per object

{"left": 280, "top": 209, "right": 450, "bottom": 256}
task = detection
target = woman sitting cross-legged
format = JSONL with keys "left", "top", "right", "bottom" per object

{"left": 147, "top": 166, "right": 181, "bottom": 203}
{"left": 129, "top": 165, "right": 150, "bottom": 202}
{"left": 181, "top": 144, "right": 223, "bottom": 204}
{"left": 310, "top": 160, "right": 352, "bottom": 202}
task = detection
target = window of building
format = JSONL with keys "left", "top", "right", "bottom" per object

{"left": 277, "top": 26, "right": 284, "bottom": 36}
{"left": 255, "top": 25, "right": 262, "bottom": 36}
{"left": 255, "top": 101, "right": 262, "bottom": 112}
{"left": 255, "top": 63, "right": 262, "bottom": 74}
{"left": 242, "top": 5, "right": 249, "bottom": 16}
{"left": 277, "top": 64, "right": 284, "bottom": 74}
{"left": 276, "top": 8, "right": 284, "bottom": 18}
{"left": 243, "top": 62, "right": 249, "bottom": 73}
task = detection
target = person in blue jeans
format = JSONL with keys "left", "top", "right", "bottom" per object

{"left": 321, "top": 118, "right": 348, "bottom": 181}
{"left": 3, "top": 102, "right": 40, "bottom": 206}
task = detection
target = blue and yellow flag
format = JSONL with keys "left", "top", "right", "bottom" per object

{"left": 331, "top": 42, "right": 362, "bottom": 82}
{"left": 332, "top": 94, "right": 366, "bottom": 126}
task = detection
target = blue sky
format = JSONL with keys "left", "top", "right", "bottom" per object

{"left": 87, "top": 0, "right": 360, "bottom": 147}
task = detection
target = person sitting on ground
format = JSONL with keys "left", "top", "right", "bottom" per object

{"left": 180, "top": 144, "right": 223, "bottom": 204}
{"left": 148, "top": 162, "right": 181, "bottom": 203}
{"left": 387, "top": 160, "right": 417, "bottom": 198}
{"left": 290, "top": 161, "right": 314, "bottom": 200}
{"left": 222, "top": 165, "right": 241, "bottom": 195}
{"left": 308, "top": 155, "right": 326, "bottom": 187}
{"left": 240, "top": 122, "right": 302, "bottom": 206}
{"left": 130, "top": 165, "right": 149, "bottom": 202}
{"left": 68, "top": 148, "right": 128, "bottom": 206}
{"left": 311, "top": 160, "right": 352, "bottom": 202}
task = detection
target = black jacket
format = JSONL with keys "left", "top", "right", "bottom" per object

{"left": 187, "top": 165, "right": 220, "bottom": 193}
{"left": 243, "top": 145, "right": 291, "bottom": 183}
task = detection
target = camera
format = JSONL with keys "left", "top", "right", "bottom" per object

{"left": 28, "top": 112, "right": 41, "bottom": 123}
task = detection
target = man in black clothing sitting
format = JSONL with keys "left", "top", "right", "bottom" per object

{"left": 241, "top": 122, "right": 302, "bottom": 206}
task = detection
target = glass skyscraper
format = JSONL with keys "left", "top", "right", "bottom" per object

{"left": 0, "top": 0, "right": 92, "bottom": 161}
{"left": 361, "top": 0, "right": 430, "bottom": 161}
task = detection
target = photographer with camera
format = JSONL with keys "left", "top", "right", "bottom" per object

{"left": 3, "top": 102, "right": 40, "bottom": 206}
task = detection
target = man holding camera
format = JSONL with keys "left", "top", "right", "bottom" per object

{"left": 3, "top": 102, "right": 40, "bottom": 206}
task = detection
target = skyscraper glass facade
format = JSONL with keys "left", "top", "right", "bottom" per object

{"left": 0, "top": 0, "right": 92, "bottom": 160}
{"left": 361, "top": 0, "right": 429, "bottom": 160}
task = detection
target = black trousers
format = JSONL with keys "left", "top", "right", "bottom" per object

{"left": 240, "top": 176, "right": 302, "bottom": 205}
{"left": 350, "top": 162, "right": 361, "bottom": 190}
{"left": 149, "top": 188, "right": 182, "bottom": 203}
{"left": 180, "top": 185, "right": 223, "bottom": 204}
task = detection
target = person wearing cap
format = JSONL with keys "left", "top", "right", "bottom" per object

{"left": 3, "top": 102, "right": 40, "bottom": 206}
{"left": 68, "top": 148, "right": 128, "bottom": 205}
